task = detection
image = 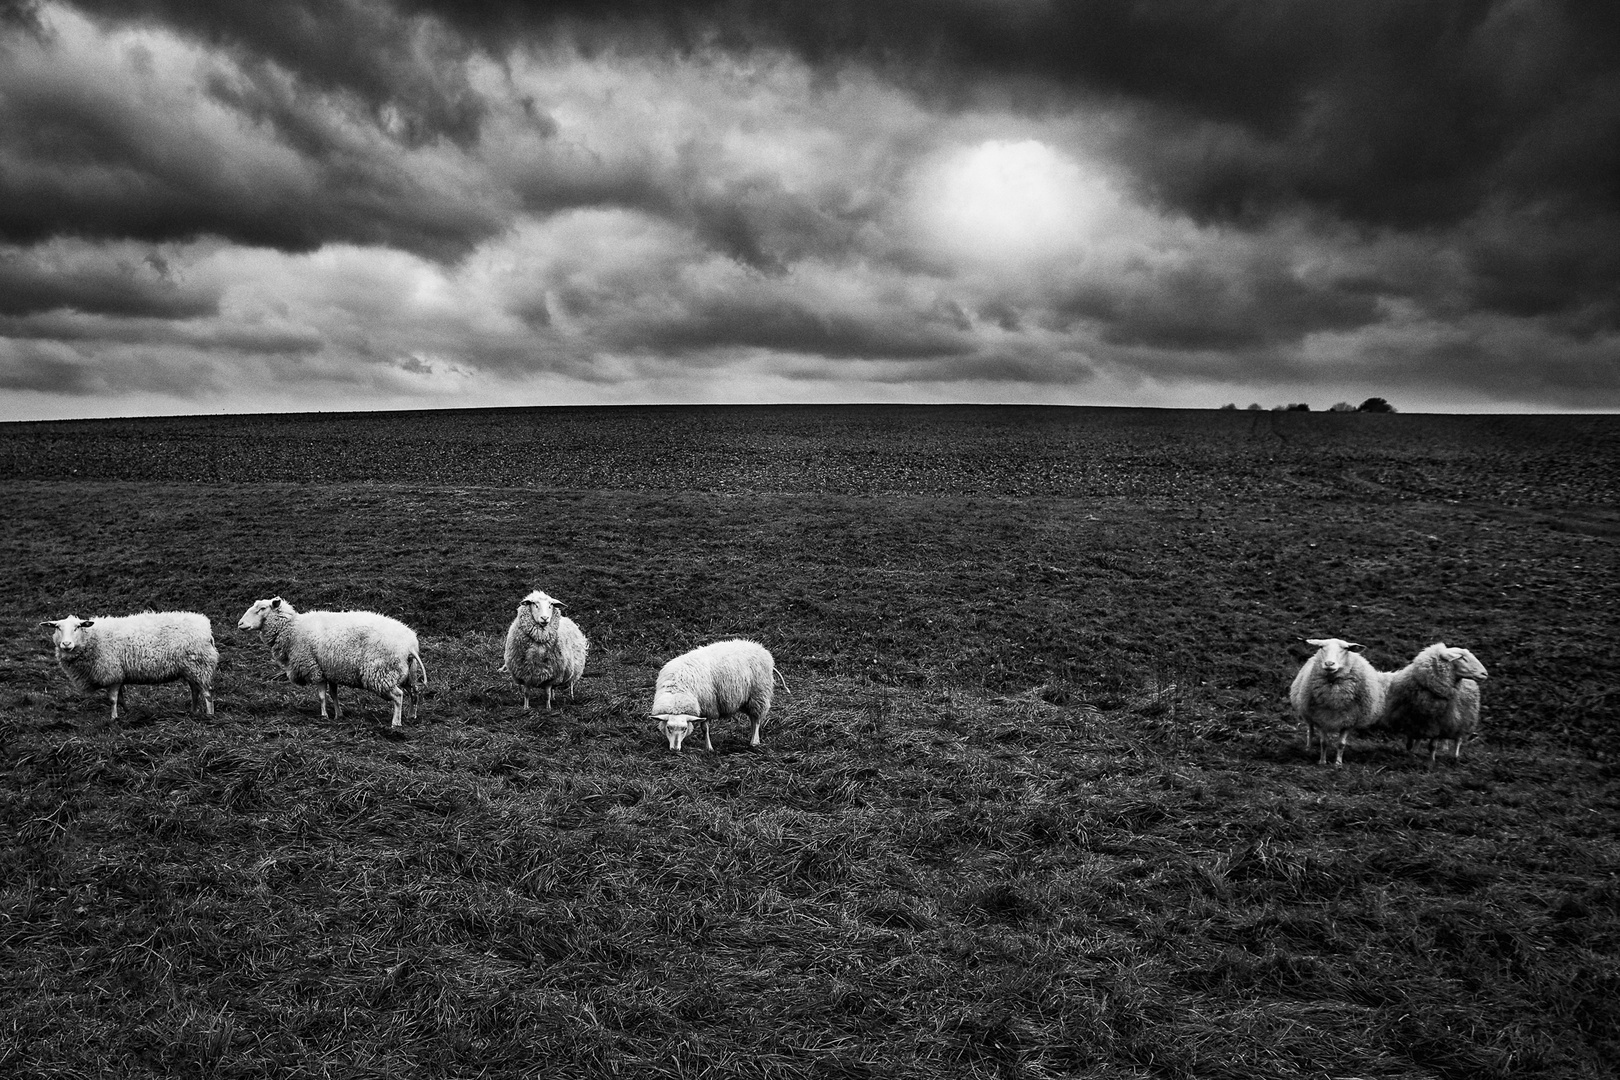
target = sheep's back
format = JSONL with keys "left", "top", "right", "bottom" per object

{"left": 63, "top": 612, "right": 217, "bottom": 686}
{"left": 293, "top": 611, "right": 417, "bottom": 683}
{"left": 654, "top": 640, "right": 772, "bottom": 717}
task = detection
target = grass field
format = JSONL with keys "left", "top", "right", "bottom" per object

{"left": 2, "top": 404, "right": 1617, "bottom": 1078}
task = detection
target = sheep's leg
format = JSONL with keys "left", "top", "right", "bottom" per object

{"left": 1303, "top": 722, "right": 1313, "bottom": 751}
{"left": 188, "top": 678, "right": 214, "bottom": 717}
{"left": 407, "top": 677, "right": 419, "bottom": 723}
{"left": 703, "top": 720, "right": 714, "bottom": 752}
{"left": 1333, "top": 731, "right": 1348, "bottom": 768}
{"left": 389, "top": 685, "right": 405, "bottom": 728}
{"left": 545, "top": 686, "right": 554, "bottom": 711}
{"left": 107, "top": 685, "right": 123, "bottom": 721}
{"left": 747, "top": 708, "right": 763, "bottom": 747}
{"left": 1316, "top": 728, "right": 1328, "bottom": 766}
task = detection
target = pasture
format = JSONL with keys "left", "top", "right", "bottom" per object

{"left": 1, "top": 404, "right": 1617, "bottom": 1079}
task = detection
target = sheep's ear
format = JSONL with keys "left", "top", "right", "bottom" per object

{"left": 552, "top": 599, "right": 567, "bottom": 608}
{"left": 270, "top": 597, "right": 282, "bottom": 609}
{"left": 1346, "top": 642, "right": 1364, "bottom": 651}
{"left": 79, "top": 620, "right": 95, "bottom": 628}
{"left": 1304, "top": 638, "right": 1327, "bottom": 647}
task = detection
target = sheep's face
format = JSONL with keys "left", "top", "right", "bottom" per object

{"left": 238, "top": 597, "right": 287, "bottom": 630}
{"left": 40, "top": 615, "right": 90, "bottom": 652}
{"left": 1446, "top": 647, "right": 1489, "bottom": 682}
{"left": 655, "top": 714, "right": 696, "bottom": 752}
{"left": 1305, "top": 638, "right": 1363, "bottom": 681}
{"left": 518, "top": 590, "right": 561, "bottom": 629}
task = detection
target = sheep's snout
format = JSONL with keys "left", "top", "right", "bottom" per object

{"left": 656, "top": 715, "right": 694, "bottom": 752}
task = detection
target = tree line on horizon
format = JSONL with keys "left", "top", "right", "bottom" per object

{"left": 1219, "top": 398, "right": 1396, "bottom": 413}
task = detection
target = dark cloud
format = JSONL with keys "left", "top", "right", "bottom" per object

{"left": 612, "top": 293, "right": 975, "bottom": 361}
{"left": 409, "top": 2, "right": 1620, "bottom": 214}
{"left": 0, "top": 3, "right": 505, "bottom": 259}
{"left": 0, "top": 349, "right": 94, "bottom": 393}
{"left": 0, "top": 250, "right": 217, "bottom": 318}
{"left": 65, "top": 0, "right": 487, "bottom": 145}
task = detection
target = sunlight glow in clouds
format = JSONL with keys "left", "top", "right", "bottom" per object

{"left": 916, "top": 139, "right": 1111, "bottom": 266}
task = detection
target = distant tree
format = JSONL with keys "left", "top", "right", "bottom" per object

{"left": 1358, "top": 397, "right": 1396, "bottom": 413}
{"left": 1220, "top": 402, "right": 1237, "bottom": 410}
{"left": 1246, "top": 403, "right": 1264, "bottom": 410}
{"left": 1286, "top": 403, "right": 1311, "bottom": 411}
{"left": 1271, "top": 405, "right": 1287, "bottom": 411}
{"left": 1329, "top": 401, "right": 1355, "bottom": 412}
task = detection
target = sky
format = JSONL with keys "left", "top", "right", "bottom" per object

{"left": 1, "top": 0, "right": 1617, "bottom": 420}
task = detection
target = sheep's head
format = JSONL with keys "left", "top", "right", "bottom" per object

{"left": 1305, "top": 637, "right": 1364, "bottom": 681}
{"left": 40, "top": 615, "right": 91, "bottom": 652}
{"left": 654, "top": 714, "right": 697, "bottom": 752}
{"left": 518, "top": 590, "right": 564, "bottom": 629}
{"left": 1442, "top": 645, "right": 1488, "bottom": 683}
{"left": 238, "top": 596, "right": 292, "bottom": 630}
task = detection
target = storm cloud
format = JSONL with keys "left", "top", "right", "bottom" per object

{"left": 1, "top": 0, "right": 1616, "bottom": 418}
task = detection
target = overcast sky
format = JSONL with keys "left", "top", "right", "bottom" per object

{"left": 1, "top": 0, "right": 1617, "bottom": 419}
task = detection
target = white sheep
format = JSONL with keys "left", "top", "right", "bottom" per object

{"left": 237, "top": 597, "right": 427, "bottom": 728}
{"left": 500, "top": 589, "right": 589, "bottom": 710}
{"left": 1381, "top": 643, "right": 1489, "bottom": 766}
{"left": 650, "top": 639, "right": 783, "bottom": 752}
{"left": 40, "top": 611, "right": 218, "bottom": 721}
{"left": 1289, "top": 637, "right": 1387, "bottom": 767}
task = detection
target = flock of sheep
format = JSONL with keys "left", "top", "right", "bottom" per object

{"left": 38, "top": 589, "right": 781, "bottom": 753}
{"left": 40, "top": 594, "right": 1487, "bottom": 765}
{"left": 1290, "top": 637, "right": 1490, "bottom": 767}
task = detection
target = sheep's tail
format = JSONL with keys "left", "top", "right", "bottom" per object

{"left": 411, "top": 652, "right": 429, "bottom": 686}
{"left": 774, "top": 667, "right": 791, "bottom": 696}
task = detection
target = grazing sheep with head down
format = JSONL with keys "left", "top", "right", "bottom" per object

{"left": 1289, "top": 637, "right": 1386, "bottom": 767}
{"left": 1381, "top": 643, "right": 1489, "bottom": 766}
{"left": 500, "top": 589, "right": 589, "bottom": 710}
{"left": 237, "top": 597, "right": 427, "bottom": 728}
{"left": 650, "top": 639, "right": 781, "bottom": 752}
{"left": 40, "top": 611, "right": 218, "bottom": 721}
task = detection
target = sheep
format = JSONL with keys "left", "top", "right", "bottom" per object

{"left": 40, "top": 611, "right": 217, "bottom": 721}
{"left": 1289, "top": 637, "right": 1387, "bottom": 767}
{"left": 237, "top": 597, "right": 427, "bottom": 728}
{"left": 500, "top": 589, "right": 589, "bottom": 710}
{"left": 650, "top": 639, "right": 783, "bottom": 752}
{"left": 1381, "top": 643, "right": 1489, "bottom": 766}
